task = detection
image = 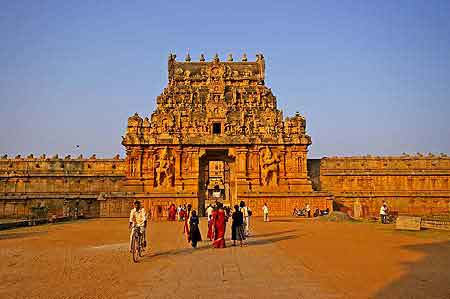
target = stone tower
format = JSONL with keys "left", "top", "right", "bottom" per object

{"left": 122, "top": 53, "right": 331, "bottom": 216}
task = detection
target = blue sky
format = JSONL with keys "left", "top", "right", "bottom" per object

{"left": 1, "top": 0, "right": 449, "bottom": 158}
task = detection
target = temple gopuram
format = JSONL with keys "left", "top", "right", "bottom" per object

{"left": 0, "top": 53, "right": 449, "bottom": 220}
{"left": 121, "top": 53, "right": 331, "bottom": 216}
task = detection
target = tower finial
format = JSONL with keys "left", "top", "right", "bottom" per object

{"left": 241, "top": 53, "right": 248, "bottom": 62}
{"left": 168, "top": 53, "right": 176, "bottom": 62}
{"left": 185, "top": 52, "right": 191, "bottom": 62}
{"left": 227, "top": 54, "right": 233, "bottom": 62}
{"left": 200, "top": 53, "right": 205, "bottom": 62}
{"left": 213, "top": 53, "right": 220, "bottom": 62}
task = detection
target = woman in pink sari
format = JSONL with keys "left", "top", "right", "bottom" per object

{"left": 183, "top": 204, "right": 192, "bottom": 242}
{"left": 212, "top": 203, "right": 227, "bottom": 248}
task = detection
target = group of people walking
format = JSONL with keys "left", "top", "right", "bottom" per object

{"left": 129, "top": 200, "right": 271, "bottom": 252}
{"left": 167, "top": 204, "right": 192, "bottom": 222}
{"left": 183, "top": 201, "right": 257, "bottom": 249}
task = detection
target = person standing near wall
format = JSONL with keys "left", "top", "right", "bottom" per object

{"left": 240, "top": 201, "right": 250, "bottom": 237}
{"left": 380, "top": 202, "right": 388, "bottom": 224}
{"left": 262, "top": 203, "right": 269, "bottom": 222}
{"left": 231, "top": 205, "right": 245, "bottom": 247}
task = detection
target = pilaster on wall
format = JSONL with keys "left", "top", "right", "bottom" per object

{"left": 236, "top": 147, "right": 250, "bottom": 192}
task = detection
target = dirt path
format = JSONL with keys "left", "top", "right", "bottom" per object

{"left": 0, "top": 217, "right": 449, "bottom": 299}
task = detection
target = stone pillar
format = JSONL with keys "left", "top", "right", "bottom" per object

{"left": 174, "top": 147, "right": 183, "bottom": 191}
{"left": 236, "top": 147, "right": 249, "bottom": 194}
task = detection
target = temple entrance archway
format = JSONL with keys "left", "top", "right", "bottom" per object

{"left": 198, "top": 149, "right": 235, "bottom": 216}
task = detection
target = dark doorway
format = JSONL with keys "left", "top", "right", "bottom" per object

{"left": 212, "top": 123, "right": 221, "bottom": 134}
{"left": 198, "top": 149, "right": 234, "bottom": 216}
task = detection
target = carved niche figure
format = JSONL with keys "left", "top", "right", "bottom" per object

{"left": 155, "top": 147, "right": 175, "bottom": 187}
{"left": 130, "top": 158, "right": 137, "bottom": 176}
{"left": 260, "top": 146, "right": 280, "bottom": 186}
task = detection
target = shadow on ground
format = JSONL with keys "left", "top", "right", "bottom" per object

{"left": 0, "top": 231, "right": 47, "bottom": 240}
{"left": 145, "top": 234, "right": 299, "bottom": 261}
{"left": 374, "top": 240, "right": 450, "bottom": 299}
{"left": 250, "top": 229, "right": 298, "bottom": 238}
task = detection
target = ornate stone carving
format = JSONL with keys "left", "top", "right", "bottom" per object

{"left": 122, "top": 54, "right": 310, "bottom": 147}
{"left": 260, "top": 146, "right": 280, "bottom": 186}
{"left": 155, "top": 147, "right": 175, "bottom": 187}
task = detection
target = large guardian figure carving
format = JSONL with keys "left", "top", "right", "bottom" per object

{"left": 155, "top": 147, "right": 174, "bottom": 187}
{"left": 260, "top": 146, "right": 280, "bottom": 186}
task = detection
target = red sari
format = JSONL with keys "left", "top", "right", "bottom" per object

{"left": 168, "top": 204, "right": 176, "bottom": 221}
{"left": 212, "top": 208, "right": 227, "bottom": 248}
{"left": 207, "top": 215, "right": 213, "bottom": 241}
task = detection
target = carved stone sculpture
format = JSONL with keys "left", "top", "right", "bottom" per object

{"left": 155, "top": 147, "right": 174, "bottom": 187}
{"left": 260, "top": 146, "right": 280, "bottom": 186}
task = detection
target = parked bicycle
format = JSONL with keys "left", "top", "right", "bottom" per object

{"left": 293, "top": 208, "right": 308, "bottom": 217}
{"left": 385, "top": 214, "right": 398, "bottom": 224}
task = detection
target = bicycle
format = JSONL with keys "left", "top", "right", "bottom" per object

{"left": 293, "top": 208, "right": 308, "bottom": 217}
{"left": 385, "top": 214, "right": 397, "bottom": 224}
{"left": 130, "top": 226, "right": 145, "bottom": 263}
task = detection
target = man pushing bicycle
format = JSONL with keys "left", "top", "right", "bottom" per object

{"left": 129, "top": 200, "right": 147, "bottom": 252}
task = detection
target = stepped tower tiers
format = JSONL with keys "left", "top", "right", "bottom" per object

{"left": 122, "top": 53, "right": 332, "bottom": 216}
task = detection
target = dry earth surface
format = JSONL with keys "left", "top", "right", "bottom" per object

{"left": 0, "top": 217, "right": 449, "bottom": 299}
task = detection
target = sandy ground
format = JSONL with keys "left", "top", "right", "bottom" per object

{"left": 0, "top": 217, "right": 449, "bottom": 299}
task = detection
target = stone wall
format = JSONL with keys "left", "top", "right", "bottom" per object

{"left": 318, "top": 155, "right": 450, "bottom": 217}
{"left": 0, "top": 155, "right": 126, "bottom": 218}
{"left": 2, "top": 153, "right": 449, "bottom": 220}
{"left": 99, "top": 192, "right": 198, "bottom": 220}
{"left": 238, "top": 192, "right": 333, "bottom": 217}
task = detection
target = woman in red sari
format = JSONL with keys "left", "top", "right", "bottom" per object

{"left": 207, "top": 213, "right": 214, "bottom": 241}
{"left": 212, "top": 203, "right": 227, "bottom": 248}
{"left": 168, "top": 203, "right": 177, "bottom": 221}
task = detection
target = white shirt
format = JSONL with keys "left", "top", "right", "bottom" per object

{"left": 129, "top": 208, "right": 147, "bottom": 227}
{"left": 380, "top": 206, "right": 387, "bottom": 215}
{"left": 263, "top": 205, "right": 269, "bottom": 214}
{"left": 240, "top": 206, "right": 248, "bottom": 217}
{"left": 206, "top": 206, "right": 213, "bottom": 218}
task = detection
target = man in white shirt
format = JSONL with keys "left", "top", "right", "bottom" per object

{"left": 306, "top": 204, "right": 311, "bottom": 218}
{"left": 177, "top": 205, "right": 182, "bottom": 221}
{"left": 379, "top": 202, "right": 388, "bottom": 224}
{"left": 263, "top": 203, "right": 269, "bottom": 222}
{"left": 240, "top": 201, "right": 250, "bottom": 236}
{"left": 129, "top": 200, "right": 147, "bottom": 251}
